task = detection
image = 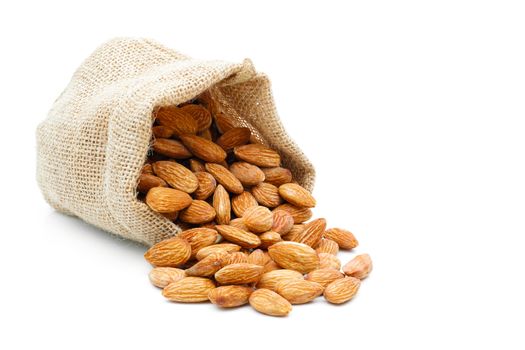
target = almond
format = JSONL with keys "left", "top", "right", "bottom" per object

{"left": 215, "top": 112, "right": 236, "bottom": 133}
{"left": 214, "top": 263, "right": 263, "bottom": 284}
{"left": 153, "top": 161, "right": 198, "bottom": 193}
{"left": 145, "top": 187, "right": 192, "bottom": 213}
{"left": 231, "top": 191, "right": 258, "bottom": 217}
{"left": 162, "top": 211, "right": 179, "bottom": 221}
{"left": 178, "top": 228, "right": 218, "bottom": 258}
{"left": 291, "top": 218, "right": 326, "bottom": 247}
{"left": 193, "top": 171, "right": 217, "bottom": 200}
{"left": 142, "top": 163, "right": 153, "bottom": 175}
{"left": 180, "top": 134, "right": 227, "bottom": 163}
{"left": 181, "top": 104, "right": 212, "bottom": 132}
{"left": 315, "top": 239, "right": 339, "bottom": 255}
{"left": 274, "top": 204, "right": 313, "bottom": 224}
{"left": 261, "top": 167, "right": 293, "bottom": 187}
{"left": 229, "top": 162, "right": 265, "bottom": 186}
{"left": 208, "top": 285, "right": 254, "bottom": 308}
{"left": 162, "top": 277, "right": 216, "bottom": 302}
{"left": 242, "top": 206, "right": 273, "bottom": 233}
{"left": 247, "top": 249, "right": 271, "bottom": 266}
{"left": 137, "top": 174, "right": 167, "bottom": 193}
{"left": 281, "top": 224, "right": 305, "bottom": 241}
{"left": 213, "top": 185, "right": 231, "bottom": 225}
{"left": 342, "top": 254, "right": 372, "bottom": 279}
{"left": 216, "top": 127, "right": 251, "bottom": 151}
{"left": 318, "top": 253, "right": 341, "bottom": 270}
{"left": 185, "top": 252, "right": 227, "bottom": 277}
{"left": 228, "top": 218, "right": 249, "bottom": 231}
{"left": 144, "top": 237, "right": 192, "bottom": 267}
{"left": 179, "top": 200, "right": 216, "bottom": 224}
{"left": 223, "top": 251, "right": 249, "bottom": 265}
{"left": 195, "top": 243, "right": 242, "bottom": 261}
{"left": 256, "top": 269, "right": 304, "bottom": 292}
{"left": 305, "top": 268, "right": 345, "bottom": 287}
{"left": 152, "top": 138, "right": 192, "bottom": 159}
{"left": 234, "top": 144, "right": 281, "bottom": 167}
{"left": 215, "top": 225, "right": 261, "bottom": 249}
{"left": 259, "top": 231, "right": 282, "bottom": 249}
{"left": 148, "top": 267, "right": 186, "bottom": 288}
{"left": 189, "top": 158, "right": 206, "bottom": 172}
{"left": 251, "top": 182, "right": 282, "bottom": 208}
{"left": 323, "top": 228, "right": 359, "bottom": 250}
{"left": 249, "top": 289, "right": 292, "bottom": 317}
{"left": 271, "top": 210, "right": 294, "bottom": 235}
{"left": 275, "top": 279, "right": 324, "bottom": 304}
{"left": 205, "top": 163, "right": 244, "bottom": 194}
{"left": 278, "top": 183, "right": 316, "bottom": 208}
{"left": 268, "top": 241, "right": 319, "bottom": 274}
{"left": 262, "top": 260, "right": 281, "bottom": 273}
{"left": 156, "top": 106, "right": 199, "bottom": 136}
{"left": 198, "top": 128, "right": 213, "bottom": 141}
{"left": 324, "top": 277, "right": 361, "bottom": 304}
{"left": 152, "top": 125, "right": 174, "bottom": 138}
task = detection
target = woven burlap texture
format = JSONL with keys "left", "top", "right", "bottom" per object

{"left": 36, "top": 38, "right": 315, "bottom": 246}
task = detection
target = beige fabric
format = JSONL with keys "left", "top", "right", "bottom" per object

{"left": 36, "top": 38, "right": 315, "bottom": 246}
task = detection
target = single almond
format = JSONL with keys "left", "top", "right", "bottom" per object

{"left": 324, "top": 277, "right": 361, "bottom": 304}
{"left": 137, "top": 174, "right": 167, "bottom": 193}
{"left": 205, "top": 163, "right": 244, "bottom": 194}
{"left": 251, "top": 182, "right": 282, "bottom": 208}
{"left": 247, "top": 249, "right": 271, "bottom": 266}
{"left": 291, "top": 218, "right": 326, "bottom": 247}
{"left": 323, "top": 228, "right": 359, "bottom": 249}
{"left": 181, "top": 104, "right": 212, "bottom": 132}
{"left": 162, "top": 277, "right": 215, "bottom": 302}
{"left": 155, "top": 106, "right": 199, "bottom": 136}
{"left": 195, "top": 243, "right": 242, "bottom": 260}
{"left": 249, "top": 289, "right": 292, "bottom": 317}
{"left": 144, "top": 237, "right": 192, "bottom": 267}
{"left": 216, "top": 127, "right": 252, "bottom": 151}
{"left": 179, "top": 200, "right": 216, "bottom": 224}
{"left": 275, "top": 279, "right": 324, "bottom": 304}
{"left": 305, "top": 268, "right": 345, "bottom": 287}
{"left": 256, "top": 269, "right": 304, "bottom": 292}
{"left": 145, "top": 187, "right": 192, "bottom": 213}
{"left": 315, "top": 239, "right": 339, "bottom": 255}
{"left": 223, "top": 251, "right": 249, "bottom": 265}
{"left": 282, "top": 224, "right": 305, "bottom": 241}
{"left": 231, "top": 191, "right": 258, "bottom": 217}
{"left": 142, "top": 163, "right": 153, "bottom": 175}
{"left": 189, "top": 158, "right": 206, "bottom": 172}
{"left": 229, "top": 162, "right": 265, "bottom": 186}
{"left": 153, "top": 161, "right": 198, "bottom": 193}
{"left": 214, "top": 263, "right": 263, "bottom": 284}
{"left": 185, "top": 252, "right": 227, "bottom": 277}
{"left": 271, "top": 210, "right": 294, "bottom": 235}
{"left": 152, "top": 125, "right": 174, "bottom": 139}
{"left": 213, "top": 185, "right": 231, "bottom": 225}
{"left": 268, "top": 241, "right": 320, "bottom": 274}
{"left": 152, "top": 138, "right": 192, "bottom": 159}
{"left": 318, "top": 253, "right": 341, "bottom": 270}
{"left": 261, "top": 167, "right": 293, "bottom": 187}
{"left": 215, "top": 112, "right": 236, "bottom": 133}
{"left": 208, "top": 285, "right": 254, "bottom": 308}
{"left": 193, "top": 171, "right": 217, "bottom": 200}
{"left": 342, "top": 254, "right": 373, "bottom": 279}
{"left": 215, "top": 225, "right": 261, "bottom": 249}
{"left": 179, "top": 134, "right": 227, "bottom": 163}
{"left": 274, "top": 204, "right": 313, "bottom": 224}
{"left": 178, "top": 227, "right": 218, "bottom": 258}
{"left": 278, "top": 183, "right": 316, "bottom": 208}
{"left": 259, "top": 231, "right": 282, "bottom": 249}
{"left": 148, "top": 267, "right": 186, "bottom": 288}
{"left": 234, "top": 144, "right": 281, "bottom": 167}
{"left": 243, "top": 206, "right": 274, "bottom": 233}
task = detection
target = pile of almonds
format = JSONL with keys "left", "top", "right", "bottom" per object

{"left": 139, "top": 91, "right": 372, "bottom": 316}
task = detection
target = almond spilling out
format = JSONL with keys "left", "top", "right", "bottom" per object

{"left": 140, "top": 92, "right": 371, "bottom": 316}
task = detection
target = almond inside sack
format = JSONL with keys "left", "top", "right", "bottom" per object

{"left": 36, "top": 38, "right": 314, "bottom": 246}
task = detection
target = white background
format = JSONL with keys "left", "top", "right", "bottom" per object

{"left": 1, "top": 0, "right": 524, "bottom": 349}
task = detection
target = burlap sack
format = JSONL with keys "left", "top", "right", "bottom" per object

{"left": 36, "top": 38, "right": 315, "bottom": 246}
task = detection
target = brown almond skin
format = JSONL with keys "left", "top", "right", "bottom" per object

{"left": 324, "top": 277, "right": 361, "bottom": 304}
{"left": 242, "top": 206, "right": 274, "bottom": 233}
{"left": 142, "top": 163, "right": 153, "bottom": 175}
{"left": 342, "top": 254, "right": 373, "bottom": 279}
{"left": 179, "top": 200, "right": 216, "bottom": 224}
{"left": 193, "top": 171, "right": 217, "bottom": 200}
{"left": 233, "top": 144, "right": 281, "bottom": 167}
{"left": 145, "top": 187, "right": 192, "bottom": 213}
{"left": 275, "top": 279, "right": 324, "bottom": 304}
{"left": 152, "top": 125, "right": 174, "bottom": 139}
{"left": 181, "top": 104, "right": 212, "bottom": 132}
{"left": 137, "top": 174, "right": 167, "bottom": 193}
{"left": 249, "top": 289, "right": 292, "bottom": 317}
{"left": 178, "top": 228, "right": 218, "bottom": 258}
{"left": 144, "top": 237, "right": 192, "bottom": 267}
{"left": 215, "top": 112, "right": 236, "bottom": 134}
{"left": 185, "top": 252, "right": 227, "bottom": 277}
{"left": 259, "top": 231, "right": 282, "bottom": 249}
{"left": 291, "top": 218, "right": 326, "bottom": 247}
{"left": 195, "top": 243, "right": 242, "bottom": 261}
{"left": 278, "top": 183, "right": 316, "bottom": 208}
{"left": 189, "top": 158, "right": 206, "bottom": 172}
{"left": 248, "top": 249, "right": 271, "bottom": 266}
{"left": 256, "top": 269, "right": 304, "bottom": 291}
{"left": 231, "top": 191, "right": 259, "bottom": 217}
{"left": 318, "top": 253, "right": 342, "bottom": 270}
{"left": 230, "top": 162, "right": 265, "bottom": 186}
{"left": 283, "top": 224, "right": 306, "bottom": 241}
{"left": 155, "top": 106, "right": 199, "bottom": 136}
{"left": 208, "top": 285, "right": 254, "bottom": 308}
{"left": 305, "top": 268, "right": 345, "bottom": 287}
{"left": 214, "top": 263, "right": 263, "bottom": 284}
{"left": 315, "top": 239, "right": 340, "bottom": 255}
{"left": 205, "top": 163, "right": 244, "bottom": 194}
{"left": 216, "top": 127, "right": 252, "bottom": 151}
{"left": 152, "top": 138, "right": 192, "bottom": 159}
{"left": 153, "top": 161, "right": 199, "bottom": 193}
{"left": 323, "top": 228, "right": 359, "bottom": 250}
{"left": 229, "top": 218, "right": 249, "bottom": 231}
{"left": 274, "top": 204, "right": 313, "bottom": 224}
{"left": 223, "top": 251, "right": 249, "bottom": 265}
{"left": 162, "top": 277, "right": 216, "bottom": 302}
{"left": 251, "top": 182, "right": 282, "bottom": 208}
{"left": 262, "top": 167, "right": 293, "bottom": 187}
{"left": 148, "top": 267, "right": 186, "bottom": 288}
{"left": 271, "top": 210, "right": 294, "bottom": 235}
{"left": 213, "top": 185, "right": 231, "bottom": 225}
{"left": 215, "top": 225, "right": 261, "bottom": 249}
{"left": 268, "top": 241, "right": 320, "bottom": 274}
{"left": 262, "top": 260, "right": 281, "bottom": 273}
{"left": 179, "top": 134, "right": 227, "bottom": 163}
